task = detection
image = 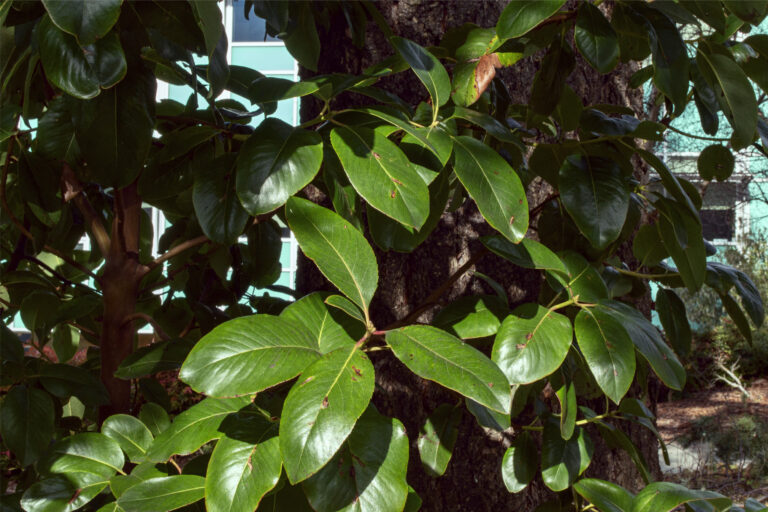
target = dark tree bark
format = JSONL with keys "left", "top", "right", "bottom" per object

{"left": 298, "top": 1, "right": 661, "bottom": 509}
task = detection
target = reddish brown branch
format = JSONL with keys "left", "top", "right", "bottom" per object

{"left": 121, "top": 312, "right": 170, "bottom": 341}
{"left": 147, "top": 235, "right": 210, "bottom": 270}
{"left": 61, "top": 163, "right": 111, "bottom": 256}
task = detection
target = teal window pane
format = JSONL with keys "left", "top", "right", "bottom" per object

{"left": 279, "top": 242, "right": 291, "bottom": 268}
{"left": 232, "top": 46, "right": 294, "bottom": 72}
{"left": 275, "top": 271, "right": 292, "bottom": 289}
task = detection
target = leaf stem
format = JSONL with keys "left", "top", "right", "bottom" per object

{"left": 665, "top": 124, "right": 730, "bottom": 142}
{"left": 611, "top": 266, "right": 679, "bottom": 280}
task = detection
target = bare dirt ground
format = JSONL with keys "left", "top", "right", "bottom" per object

{"left": 656, "top": 379, "right": 768, "bottom": 505}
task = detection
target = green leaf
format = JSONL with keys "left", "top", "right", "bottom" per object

{"left": 74, "top": 68, "right": 155, "bottom": 187}
{"left": 632, "top": 224, "right": 669, "bottom": 268}
{"left": 236, "top": 118, "right": 322, "bottom": 216}
{"left": 303, "top": 406, "right": 409, "bottom": 512}
{"left": 632, "top": 482, "right": 731, "bottom": 512}
{"left": 40, "top": 364, "right": 109, "bottom": 407}
{"left": 117, "top": 476, "right": 205, "bottom": 512}
{"left": 555, "top": 251, "right": 609, "bottom": 304}
{"left": 40, "top": 433, "right": 124, "bottom": 484}
{"left": 598, "top": 300, "right": 685, "bottom": 391}
{"left": 247, "top": 76, "right": 321, "bottom": 104}
{"left": 286, "top": 197, "right": 379, "bottom": 314}
{"left": 0, "top": 386, "right": 55, "bottom": 466}
{"left": 102, "top": 415, "right": 153, "bottom": 463}
{"left": 492, "top": 303, "right": 573, "bottom": 385}
{"left": 644, "top": 7, "right": 690, "bottom": 113}
{"left": 280, "top": 292, "right": 363, "bottom": 354}
{"left": 41, "top": 0, "right": 121, "bottom": 45}
{"left": 280, "top": 346, "right": 375, "bottom": 483}
{"left": 21, "top": 475, "right": 106, "bottom": 512}
{"left": 52, "top": 325, "right": 79, "bottom": 364}
{"left": 722, "top": 293, "right": 753, "bottom": 343}
{"left": 110, "top": 461, "right": 168, "bottom": 500}
{"left": 575, "top": 307, "right": 636, "bottom": 404}
{"left": 350, "top": 106, "right": 444, "bottom": 160}
{"left": 573, "top": 478, "right": 634, "bottom": 512}
{"left": 283, "top": 2, "right": 320, "bottom": 72}
{"left": 722, "top": 1, "right": 767, "bottom": 24}
{"left": 180, "top": 315, "right": 320, "bottom": 397}
{"left": 37, "top": 15, "right": 126, "bottom": 99}
{"left": 501, "top": 431, "right": 537, "bottom": 493}
{"left": 193, "top": 153, "right": 249, "bottom": 245}
{"left": 452, "top": 135, "right": 528, "bottom": 243}
{"left": 530, "top": 39, "right": 575, "bottom": 116}
{"left": 433, "top": 295, "right": 508, "bottom": 339}
{"left": 417, "top": 404, "right": 462, "bottom": 477}
{"left": 115, "top": 339, "right": 193, "bottom": 379}
{"left": 555, "top": 378, "right": 577, "bottom": 440}
{"left": 391, "top": 36, "right": 451, "bottom": 122}
{"left": 482, "top": 236, "right": 568, "bottom": 278}
{"left": 559, "top": 155, "right": 629, "bottom": 250}
{"left": 0, "top": 323, "right": 24, "bottom": 364}
{"left": 444, "top": 106, "right": 518, "bottom": 143}
{"left": 655, "top": 288, "right": 692, "bottom": 357}
{"left": 611, "top": 3, "right": 651, "bottom": 62}
{"left": 541, "top": 424, "right": 593, "bottom": 492}
{"left": 575, "top": 2, "right": 619, "bottom": 73}
{"left": 205, "top": 418, "right": 281, "bottom": 512}
{"left": 36, "top": 96, "right": 80, "bottom": 164}
{"left": 655, "top": 198, "right": 706, "bottom": 292}
{"left": 138, "top": 403, "right": 170, "bottom": 438}
{"left": 145, "top": 397, "right": 251, "bottom": 462}
{"left": 680, "top": 1, "right": 726, "bottom": 32}
{"left": 465, "top": 397, "right": 510, "bottom": 432}
{"left": 386, "top": 325, "right": 511, "bottom": 414}
{"left": 697, "top": 52, "right": 758, "bottom": 150}
{"left": 324, "top": 295, "right": 367, "bottom": 326}
{"left": 496, "top": 1, "right": 566, "bottom": 39}
{"left": 330, "top": 125, "right": 429, "bottom": 229}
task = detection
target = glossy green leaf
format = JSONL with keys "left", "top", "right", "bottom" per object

{"left": 644, "top": 6, "right": 690, "bottom": 113}
{"left": 555, "top": 378, "right": 577, "bottom": 440}
{"left": 180, "top": 315, "right": 319, "bottom": 397}
{"left": 247, "top": 76, "right": 321, "bottom": 104}
{"left": 324, "top": 295, "right": 367, "bottom": 327}
{"left": 445, "top": 106, "right": 518, "bottom": 143}
{"left": 193, "top": 154, "right": 249, "bottom": 245}
{"left": 21, "top": 475, "right": 106, "bottom": 512}
{"left": 102, "top": 415, "right": 153, "bottom": 463}
{"left": 40, "top": 364, "right": 109, "bottom": 407}
{"left": 40, "top": 433, "right": 124, "bottom": 484}
{"left": 530, "top": 39, "right": 575, "bottom": 116}
{"left": 697, "top": 52, "right": 758, "bottom": 150}
{"left": 391, "top": 36, "right": 451, "bottom": 121}
{"left": 283, "top": 2, "right": 320, "bottom": 72}
{"left": 351, "top": 106, "right": 443, "bottom": 160}
{"left": 330, "top": 125, "right": 429, "bottom": 229}
{"left": 115, "top": 339, "right": 193, "bottom": 379}
{"left": 632, "top": 482, "right": 731, "bottom": 512}
{"left": 575, "top": 2, "right": 619, "bottom": 73}
{"left": 433, "top": 295, "right": 507, "bottom": 339}
{"left": 36, "top": 96, "right": 80, "bottom": 164}
{"left": 117, "top": 476, "right": 205, "bottom": 512}
{"left": 41, "top": 0, "right": 121, "bottom": 45}
{"left": 236, "top": 118, "right": 322, "bottom": 216}
{"left": 559, "top": 155, "right": 629, "bottom": 250}
{"left": 698, "top": 145, "right": 734, "bottom": 182}
{"left": 37, "top": 15, "right": 126, "bottom": 99}
{"left": 145, "top": 397, "right": 251, "bottom": 462}
{"left": 52, "top": 325, "right": 78, "bottom": 364}
{"left": 303, "top": 406, "right": 409, "bottom": 512}
{"left": 0, "top": 324, "right": 24, "bottom": 365}
{"left": 452, "top": 135, "right": 528, "bottom": 243}
{"left": 417, "top": 404, "right": 461, "bottom": 477}
{"left": 556, "top": 251, "right": 610, "bottom": 304}
{"left": 465, "top": 397, "right": 510, "bottom": 432}
{"left": 280, "top": 346, "right": 375, "bottom": 483}
{"left": 541, "top": 424, "right": 593, "bottom": 492}
{"left": 575, "top": 307, "right": 636, "bottom": 404}
{"left": 138, "top": 403, "right": 170, "bottom": 438}
{"left": 386, "top": 325, "right": 511, "bottom": 414}
{"left": 0, "top": 386, "right": 55, "bottom": 466}
{"left": 722, "top": 293, "right": 753, "bottom": 343}
{"left": 632, "top": 224, "right": 669, "bottom": 268}
{"left": 501, "top": 431, "right": 537, "bottom": 493}
{"left": 280, "top": 292, "right": 363, "bottom": 354}
{"left": 482, "top": 236, "right": 568, "bottom": 278}
{"left": 655, "top": 288, "right": 691, "bottom": 357}
{"left": 722, "top": 1, "right": 767, "bottom": 24}
{"left": 611, "top": 3, "right": 651, "bottom": 62}
{"left": 496, "top": 0, "right": 566, "bottom": 39}
{"left": 655, "top": 198, "right": 706, "bottom": 292}
{"left": 205, "top": 417, "right": 281, "bottom": 512}
{"left": 286, "top": 197, "right": 378, "bottom": 314}
{"left": 573, "top": 478, "right": 634, "bottom": 512}
{"left": 96, "top": 502, "right": 125, "bottom": 512}
{"left": 492, "top": 303, "right": 572, "bottom": 385}
{"left": 598, "top": 300, "right": 685, "bottom": 391}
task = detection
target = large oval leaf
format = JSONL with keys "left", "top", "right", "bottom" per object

{"left": 145, "top": 397, "right": 251, "bottom": 462}
{"left": 102, "top": 415, "right": 153, "bottom": 463}
{"left": 330, "top": 125, "right": 429, "bottom": 229}
{"left": 492, "top": 303, "right": 573, "bottom": 385}
{"left": 575, "top": 2, "right": 619, "bottom": 73}
{"left": 385, "top": 325, "right": 511, "bottom": 414}
{"left": 37, "top": 15, "right": 126, "bottom": 99}
{"left": 390, "top": 37, "right": 451, "bottom": 122}
{"left": 575, "top": 307, "right": 636, "bottom": 404}
{"left": 205, "top": 416, "right": 281, "bottom": 512}
{"left": 496, "top": 0, "right": 566, "bottom": 39}
{"left": 501, "top": 431, "right": 537, "bottom": 493}
{"left": 280, "top": 292, "right": 363, "bottom": 354}
{"left": 632, "top": 482, "right": 731, "bottom": 512}
{"left": 193, "top": 153, "right": 249, "bottom": 245}
{"left": 236, "top": 118, "right": 322, "bottom": 216}
{"left": 117, "top": 476, "right": 205, "bottom": 512}
{"left": 655, "top": 288, "right": 692, "bottom": 357}
{"left": 21, "top": 475, "right": 107, "bottom": 512}
{"left": 573, "top": 478, "right": 634, "bottom": 512}
{"left": 41, "top": 0, "right": 121, "bottom": 45}
{"left": 280, "top": 346, "right": 375, "bottom": 483}
{"left": 417, "top": 404, "right": 462, "bottom": 477}
{"left": 303, "top": 407, "right": 409, "bottom": 512}
{"left": 559, "top": 155, "right": 629, "bottom": 250}
{"left": 0, "top": 386, "right": 55, "bottom": 466}
{"left": 452, "top": 135, "right": 528, "bottom": 243}
{"left": 482, "top": 236, "right": 568, "bottom": 278}
{"left": 39, "top": 433, "right": 124, "bottom": 483}
{"left": 541, "top": 424, "right": 593, "bottom": 492}
{"left": 180, "top": 315, "right": 320, "bottom": 397}
{"left": 115, "top": 339, "right": 193, "bottom": 379}
{"left": 286, "top": 197, "right": 378, "bottom": 315}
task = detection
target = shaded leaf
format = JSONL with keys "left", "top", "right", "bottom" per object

{"left": 417, "top": 405, "right": 461, "bottom": 477}
{"left": 501, "top": 431, "right": 537, "bottom": 493}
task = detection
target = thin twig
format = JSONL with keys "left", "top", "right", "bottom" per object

{"left": 147, "top": 235, "right": 210, "bottom": 270}
{"left": 61, "top": 163, "right": 111, "bottom": 256}
{"left": 121, "top": 312, "right": 170, "bottom": 341}
{"left": 530, "top": 192, "right": 560, "bottom": 219}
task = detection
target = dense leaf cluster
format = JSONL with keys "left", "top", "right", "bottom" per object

{"left": 1, "top": 0, "right": 768, "bottom": 511}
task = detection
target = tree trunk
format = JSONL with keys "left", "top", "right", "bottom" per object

{"left": 298, "top": 2, "right": 661, "bottom": 509}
